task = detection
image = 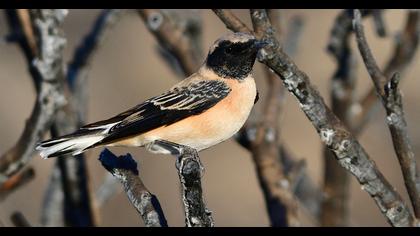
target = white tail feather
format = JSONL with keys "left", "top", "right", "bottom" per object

{"left": 36, "top": 135, "right": 104, "bottom": 159}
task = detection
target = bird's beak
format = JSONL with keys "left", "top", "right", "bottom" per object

{"left": 253, "top": 39, "right": 269, "bottom": 50}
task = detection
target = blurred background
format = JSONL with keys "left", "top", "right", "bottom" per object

{"left": 0, "top": 9, "right": 419, "bottom": 226}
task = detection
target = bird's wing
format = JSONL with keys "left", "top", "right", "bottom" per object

{"left": 81, "top": 79, "right": 231, "bottom": 145}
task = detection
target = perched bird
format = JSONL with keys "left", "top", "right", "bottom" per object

{"left": 36, "top": 32, "right": 265, "bottom": 159}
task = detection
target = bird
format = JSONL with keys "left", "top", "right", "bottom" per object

{"left": 36, "top": 32, "right": 266, "bottom": 159}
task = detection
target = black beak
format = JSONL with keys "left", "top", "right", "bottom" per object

{"left": 253, "top": 39, "right": 269, "bottom": 50}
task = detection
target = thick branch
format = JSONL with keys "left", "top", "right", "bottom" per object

{"left": 98, "top": 148, "right": 167, "bottom": 227}
{"left": 354, "top": 9, "right": 420, "bottom": 219}
{"left": 176, "top": 146, "right": 214, "bottom": 227}
{"left": 0, "top": 9, "right": 67, "bottom": 185}
{"left": 215, "top": 9, "right": 415, "bottom": 227}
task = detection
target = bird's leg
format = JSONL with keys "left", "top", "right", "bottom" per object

{"left": 146, "top": 139, "right": 184, "bottom": 156}
{"left": 148, "top": 140, "right": 204, "bottom": 174}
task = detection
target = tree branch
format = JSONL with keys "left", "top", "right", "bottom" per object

{"left": 0, "top": 9, "right": 67, "bottom": 185}
{"left": 98, "top": 148, "right": 168, "bottom": 227}
{"left": 176, "top": 145, "right": 214, "bottom": 227}
{"left": 352, "top": 10, "right": 420, "bottom": 134}
{"left": 354, "top": 9, "right": 420, "bottom": 219}
{"left": 214, "top": 9, "right": 416, "bottom": 227}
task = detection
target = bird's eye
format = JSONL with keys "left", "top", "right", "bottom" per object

{"left": 225, "top": 47, "right": 233, "bottom": 54}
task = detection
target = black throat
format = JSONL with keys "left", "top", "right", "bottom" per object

{"left": 205, "top": 41, "right": 258, "bottom": 80}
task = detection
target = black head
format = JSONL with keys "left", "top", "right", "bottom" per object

{"left": 205, "top": 32, "right": 266, "bottom": 80}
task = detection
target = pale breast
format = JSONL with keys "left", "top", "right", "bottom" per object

{"left": 138, "top": 76, "right": 257, "bottom": 151}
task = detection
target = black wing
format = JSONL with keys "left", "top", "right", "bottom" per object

{"left": 83, "top": 80, "right": 231, "bottom": 145}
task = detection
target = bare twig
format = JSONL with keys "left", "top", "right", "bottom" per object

{"left": 98, "top": 148, "right": 167, "bottom": 227}
{"left": 352, "top": 10, "right": 420, "bottom": 134}
{"left": 176, "top": 145, "right": 214, "bottom": 227}
{"left": 0, "top": 9, "right": 67, "bottom": 185}
{"left": 11, "top": 212, "right": 31, "bottom": 227}
{"left": 354, "top": 9, "right": 420, "bottom": 219}
{"left": 321, "top": 9, "right": 360, "bottom": 226}
{"left": 138, "top": 9, "right": 202, "bottom": 76}
{"left": 215, "top": 9, "right": 415, "bottom": 227}
{"left": 0, "top": 168, "right": 35, "bottom": 201}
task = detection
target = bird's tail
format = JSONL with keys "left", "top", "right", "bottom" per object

{"left": 36, "top": 129, "right": 106, "bottom": 159}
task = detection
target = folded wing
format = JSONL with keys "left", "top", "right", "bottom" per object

{"left": 86, "top": 80, "right": 231, "bottom": 146}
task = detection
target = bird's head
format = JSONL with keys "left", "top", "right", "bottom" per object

{"left": 205, "top": 32, "right": 267, "bottom": 80}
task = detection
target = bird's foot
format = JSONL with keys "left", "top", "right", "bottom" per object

{"left": 148, "top": 140, "right": 204, "bottom": 176}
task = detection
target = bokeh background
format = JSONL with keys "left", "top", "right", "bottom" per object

{"left": 0, "top": 9, "right": 419, "bottom": 226}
